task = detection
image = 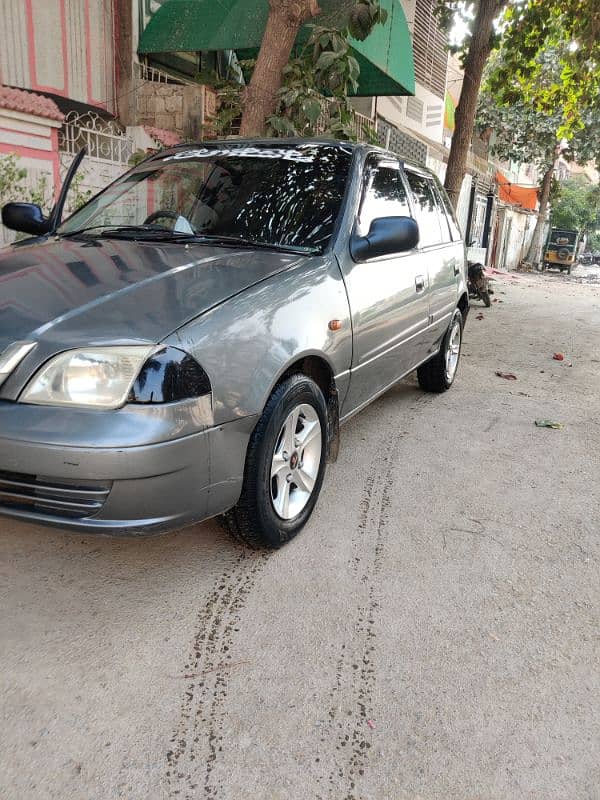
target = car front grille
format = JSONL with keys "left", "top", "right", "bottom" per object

{"left": 0, "top": 470, "right": 111, "bottom": 519}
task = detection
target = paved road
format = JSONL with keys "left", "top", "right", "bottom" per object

{"left": 2, "top": 267, "right": 599, "bottom": 800}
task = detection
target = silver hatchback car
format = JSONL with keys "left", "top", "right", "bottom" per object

{"left": 0, "top": 139, "right": 467, "bottom": 547}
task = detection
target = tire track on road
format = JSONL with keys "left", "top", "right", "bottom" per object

{"left": 319, "top": 392, "right": 434, "bottom": 799}
{"left": 165, "top": 548, "right": 268, "bottom": 799}
{"left": 319, "top": 429, "right": 399, "bottom": 800}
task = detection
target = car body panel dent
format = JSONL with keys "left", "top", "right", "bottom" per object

{"left": 170, "top": 255, "right": 353, "bottom": 425}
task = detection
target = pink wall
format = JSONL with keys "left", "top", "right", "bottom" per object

{"left": 0, "top": 126, "right": 62, "bottom": 202}
{"left": 0, "top": 1, "right": 116, "bottom": 114}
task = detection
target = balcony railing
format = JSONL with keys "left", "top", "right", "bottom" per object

{"left": 136, "top": 60, "right": 197, "bottom": 86}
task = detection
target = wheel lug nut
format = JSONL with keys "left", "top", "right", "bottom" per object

{"left": 283, "top": 451, "right": 289, "bottom": 461}
{"left": 286, "top": 474, "right": 293, "bottom": 483}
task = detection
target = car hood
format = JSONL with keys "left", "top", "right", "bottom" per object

{"left": 0, "top": 237, "right": 303, "bottom": 352}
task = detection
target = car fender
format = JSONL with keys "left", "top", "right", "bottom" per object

{"left": 167, "top": 255, "right": 353, "bottom": 426}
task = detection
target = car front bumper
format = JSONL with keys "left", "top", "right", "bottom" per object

{"left": 0, "top": 399, "right": 257, "bottom": 535}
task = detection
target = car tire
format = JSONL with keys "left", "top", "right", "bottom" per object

{"left": 417, "top": 309, "right": 463, "bottom": 393}
{"left": 223, "top": 374, "right": 328, "bottom": 549}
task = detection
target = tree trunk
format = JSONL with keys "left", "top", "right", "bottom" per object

{"left": 114, "top": 0, "right": 135, "bottom": 126}
{"left": 526, "top": 163, "right": 554, "bottom": 265}
{"left": 444, "top": 0, "right": 505, "bottom": 209}
{"left": 239, "top": 0, "right": 321, "bottom": 137}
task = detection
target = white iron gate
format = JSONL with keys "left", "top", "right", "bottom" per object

{"left": 58, "top": 111, "right": 134, "bottom": 211}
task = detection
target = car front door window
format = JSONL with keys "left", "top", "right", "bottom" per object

{"left": 357, "top": 162, "right": 411, "bottom": 238}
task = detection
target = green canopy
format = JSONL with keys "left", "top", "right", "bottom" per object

{"left": 138, "top": 0, "right": 415, "bottom": 96}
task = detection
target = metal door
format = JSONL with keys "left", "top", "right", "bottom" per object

{"left": 339, "top": 157, "right": 431, "bottom": 417}
{"left": 405, "top": 170, "right": 461, "bottom": 350}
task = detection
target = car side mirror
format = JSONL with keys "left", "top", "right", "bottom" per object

{"left": 350, "top": 216, "right": 420, "bottom": 262}
{"left": 2, "top": 202, "right": 51, "bottom": 236}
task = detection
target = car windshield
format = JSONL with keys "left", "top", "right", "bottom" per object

{"left": 549, "top": 230, "right": 577, "bottom": 246}
{"left": 59, "top": 144, "right": 352, "bottom": 251}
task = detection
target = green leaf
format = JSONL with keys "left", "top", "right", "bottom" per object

{"left": 302, "top": 98, "right": 323, "bottom": 124}
{"left": 316, "top": 50, "right": 340, "bottom": 70}
{"left": 348, "top": 3, "right": 373, "bottom": 41}
{"left": 348, "top": 56, "right": 360, "bottom": 81}
{"left": 267, "top": 115, "right": 296, "bottom": 136}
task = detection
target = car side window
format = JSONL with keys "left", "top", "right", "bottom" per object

{"left": 405, "top": 171, "right": 446, "bottom": 248}
{"left": 357, "top": 161, "right": 411, "bottom": 237}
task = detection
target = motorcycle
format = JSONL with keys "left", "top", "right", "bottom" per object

{"left": 467, "top": 261, "right": 491, "bottom": 307}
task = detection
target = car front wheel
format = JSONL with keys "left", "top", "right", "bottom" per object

{"left": 223, "top": 374, "right": 328, "bottom": 548}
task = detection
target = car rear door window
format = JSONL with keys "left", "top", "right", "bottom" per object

{"left": 405, "top": 171, "right": 446, "bottom": 248}
{"left": 433, "top": 180, "right": 462, "bottom": 241}
{"left": 357, "top": 161, "right": 411, "bottom": 237}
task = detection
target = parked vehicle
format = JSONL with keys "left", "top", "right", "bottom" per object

{"left": 543, "top": 227, "right": 580, "bottom": 274}
{"left": 467, "top": 261, "right": 491, "bottom": 307}
{"left": 0, "top": 139, "right": 468, "bottom": 547}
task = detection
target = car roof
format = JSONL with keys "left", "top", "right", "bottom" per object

{"left": 148, "top": 137, "right": 434, "bottom": 176}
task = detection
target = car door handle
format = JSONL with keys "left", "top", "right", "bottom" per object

{"left": 451, "top": 259, "right": 460, "bottom": 275}
{"left": 415, "top": 275, "right": 426, "bottom": 292}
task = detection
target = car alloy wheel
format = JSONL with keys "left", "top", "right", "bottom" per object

{"left": 445, "top": 318, "right": 462, "bottom": 383}
{"left": 270, "top": 403, "right": 322, "bottom": 520}
{"left": 223, "top": 374, "right": 328, "bottom": 548}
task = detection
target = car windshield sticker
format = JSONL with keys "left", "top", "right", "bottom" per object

{"left": 163, "top": 147, "right": 315, "bottom": 163}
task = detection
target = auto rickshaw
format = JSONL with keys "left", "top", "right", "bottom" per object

{"left": 543, "top": 228, "right": 580, "bottom": 274}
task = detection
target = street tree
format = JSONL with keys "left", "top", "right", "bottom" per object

{"left": 240, "top": 1, "right": 321, "bottom": 137}
{"left": 437, "top": 0, "right": 507, "bottom": 209}
{"left": 550, "top": 180, "right": 600, "bottom": 249}
{"left": 439, "top": 0, "right": 599, "bottom": 208}
{"left": 239, "top": 0, "right": 386, "bottom": 136}
{"left": 488, "top": 0, "right": 600, "bottom": 138}
{"left": 477, "top": 49, "right": 600, "bottom": 264}
{"left": 478, "top": 94, "right": 559, "bottom": 264}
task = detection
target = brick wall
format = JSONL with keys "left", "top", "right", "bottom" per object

{"left": 133, "top": 82, "right": 217, "bottom": 140}
{"left": 135, "top": 84, "right": 186, "bottom": 133}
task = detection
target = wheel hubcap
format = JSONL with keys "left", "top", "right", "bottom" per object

{"left": 270, "top": 403, "right": 322, "bottom": 520}
{"left": 445, "top": 320, "right": 461, "bottom": 382}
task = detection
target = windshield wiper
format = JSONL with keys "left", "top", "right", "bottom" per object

{"left": 60, "top": 226, "right": 321, "bottom": 253}
{"left": 186, "top": 235, "right": 321, "bottom": 255}
{"left": 60, "top": 224, "right": 178, "bottom": 239}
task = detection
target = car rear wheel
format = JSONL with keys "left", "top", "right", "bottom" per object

{"left": 417, "top": 309, "right": 463, "bottom": 393}
{"left": 223, "top": 374, "right": 328, "bottom": 548}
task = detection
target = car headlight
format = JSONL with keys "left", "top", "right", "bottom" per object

{"left": 20, "top": 346, "right": 156, "bottom": 409}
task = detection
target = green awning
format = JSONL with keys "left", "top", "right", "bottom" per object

{"left": 138, "top": 0, "right": 415, "bottom": 96}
